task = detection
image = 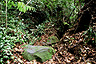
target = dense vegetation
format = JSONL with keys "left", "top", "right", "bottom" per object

{"left": 0, "top": 0, "right": 96, "bottom": 63}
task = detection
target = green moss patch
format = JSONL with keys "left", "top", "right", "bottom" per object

{"left": 22, "top": 45, "right": 55, "bottom": 62}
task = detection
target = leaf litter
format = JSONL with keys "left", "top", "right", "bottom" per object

{"left": 7, "top": 29, "right": 96, "bottom": 64}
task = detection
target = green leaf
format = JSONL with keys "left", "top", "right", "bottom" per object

{"left": 63, "top": 22, "right": 69, "bottom": 25}
{"left": 24, "top": 6, "right": 26, "bottom": 13}
{"left": 28, "top": 6, "right": 32, "bottom": 11}
{"left": 3, "top": 56, "right": 9, "bottom": 58}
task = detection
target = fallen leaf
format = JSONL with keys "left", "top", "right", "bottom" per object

{"left": 18, "top": 58, "right": 23, "bottom": 63}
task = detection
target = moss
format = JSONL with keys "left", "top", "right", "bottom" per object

{"left": 47, "top": 36, "right": 59, "bottom": 43}
{"left": 22, "top": 45, "right": 55, "bottom": 62}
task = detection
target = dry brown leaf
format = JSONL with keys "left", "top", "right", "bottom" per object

{"left": 18, "top": 58, "right": 23, "bottom": 63}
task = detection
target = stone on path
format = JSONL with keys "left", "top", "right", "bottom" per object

{"left": 23, "top": 45, "right": 55, "bottom": 62}
{"left": 47, "top": 36, "right": 59, "bottom": 44}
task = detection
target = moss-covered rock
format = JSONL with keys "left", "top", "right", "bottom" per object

{"left": 22, "top": 45, "right": 55, "bottom": 62}
{"left": 47, "top": 36, "right": 59, "bottom": 44}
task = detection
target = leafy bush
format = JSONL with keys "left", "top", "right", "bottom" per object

{"left": 0, "top": 23, "right": 23, "bottom": 63}
{"left": 83, "top": 27, "right": 96, "bottom": 44}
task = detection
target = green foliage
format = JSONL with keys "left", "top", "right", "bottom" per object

{"left": 17, "top": 2, "right": 35, "bottom": 13}
{"left": 3, "top": 0, "right": 16, "bottom": 9}
{"left": 0, "top": 27, "right": 14, "bottom": 63}
{"left": 0, "top": 0, "right": 86, "bottom": 63}
{"left": 7, "top": 0, "right": 16, "bottom": 9}
{"left": 36, "top": 24, "right": 46, "bottom": 35}
{"left": 0, "top": 23, "right": 24, "bottom": 63}
{"left": 0, "top": 18, "right": 40, "bottom": 63}
{"left": 83, "top": 27, "right": 96, "bottom": 44}
{"left": 20, "top": 0, "right": 85, "bottom": 33}
{"left": 15, "top": 0, "right": 84, "bottom": 39}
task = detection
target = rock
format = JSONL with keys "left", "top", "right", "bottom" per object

{"left": 47, "top": 36, "right": 59, "bottom": 44}
{"left": 22, "top": 45, "right": 55, "bottom": 62}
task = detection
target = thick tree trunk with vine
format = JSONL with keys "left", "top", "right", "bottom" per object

{"left": 67, "top": 0, "right": 95, "bottom": 33}
{"left": 75, "top": 0, "right": 96, "bottom": 32}
{"left": 60, "top": 0, "right": 96, "bottom": 41}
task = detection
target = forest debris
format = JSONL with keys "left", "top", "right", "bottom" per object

{"left": 18, "top": 58, "right": 23, "bottom": 63}
{"left": 86, "top": 62, "right": 92, "bottom": 64}
{"left": 7, "top": 60, "right": 10, "bottom": 64}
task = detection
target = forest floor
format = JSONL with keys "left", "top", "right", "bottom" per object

{"left": 7, "top": 23, "right": 96, "bottom": 64}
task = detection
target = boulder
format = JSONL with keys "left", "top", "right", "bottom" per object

{"left": 22, "top": 45, "right": 55, "bottom": 62}
{"left": 47, "top": 36, "right": 59, "bottom": 44}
